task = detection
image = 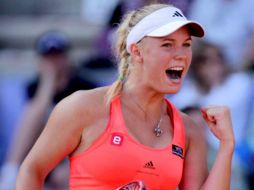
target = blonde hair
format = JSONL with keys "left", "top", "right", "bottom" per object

{"left": 106, "top": 3, "right": 170, "bottom": 103}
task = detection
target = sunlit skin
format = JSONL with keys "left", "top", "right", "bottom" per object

{"left": 128, "top": 26, "right": 192, "bottom": 95}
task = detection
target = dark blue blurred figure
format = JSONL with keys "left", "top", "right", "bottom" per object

{"left": 28, "top": 31, "right": 96, "bottom": 103}
{"left": 0, "top": 31, "right": 96, "bottom": 190}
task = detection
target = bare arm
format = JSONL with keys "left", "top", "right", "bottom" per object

{"left": 200, "top": 106, "right": 234, "bottom": 190}
{"left": 15, "top": 91, "right": 89, "bottom": 190}
{"left": 179, "top": 106, "right": 235, "bottom": 190}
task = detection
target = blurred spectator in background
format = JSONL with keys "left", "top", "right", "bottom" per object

{"left": 0, "top": 31, "right": 96, "bottom": 190}
{"left": 189, "top": 0, "right": 254, "bottom": 69}
{"left": 94, "top": 0, "right": 145, "bottom": 58}
{"left": 0, "top": 74, "right": 27, "bottom": 168}
{"left": 181, "top": 105, "right": 206, "bottom": 129}
{"left": 242, "top": 55, "right": 254, "bottom": 189}
{"left": 169, "top": 40, "right": 252, "bottom": 190}
{"left": 243, "top": 34, "right": 254, "bottom": 72}
{"left": 79, "top": 0, "right": 149, "bottom": 87}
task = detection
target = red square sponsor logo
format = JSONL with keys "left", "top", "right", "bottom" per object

{"left": 111, "top": 133, "right": 123, "bottom": 146}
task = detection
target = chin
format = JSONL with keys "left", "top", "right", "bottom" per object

{"left": 164, "top": 85, "right": 182, "bottom": 94}
{"left": 151, "top": 80, "right": 183, "bottom": 95}
{"left": 155, "top": 86, "right": 181, "bottom": 95}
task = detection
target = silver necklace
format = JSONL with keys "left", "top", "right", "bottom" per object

{"left": 153, "top": 115, "right": 163, "bottom": 137}
{"left": 131, "top": 99, "right": 164, "bottom": 137}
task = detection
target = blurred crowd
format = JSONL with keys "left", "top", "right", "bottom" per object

{"left": 0, "top": 0, "right": 254, "bottom": 190}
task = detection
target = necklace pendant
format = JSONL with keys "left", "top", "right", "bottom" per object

{"left": 154, "top": 126, "right": 163, "bottom": 137}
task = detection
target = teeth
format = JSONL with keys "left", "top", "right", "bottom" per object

{"left": 168, "top": 66, "right": 184, "bottom": 71}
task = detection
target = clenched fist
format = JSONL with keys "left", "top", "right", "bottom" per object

{"left": 201, "top": 106, "right": 235, "bottom": 147}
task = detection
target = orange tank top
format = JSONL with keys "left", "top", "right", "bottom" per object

{"left": 69, "top": 96, "right": 185, "bottom": 190}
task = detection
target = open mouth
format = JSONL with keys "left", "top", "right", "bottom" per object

{"left": 166, "top": 67, "right": 184, "bottom": 80}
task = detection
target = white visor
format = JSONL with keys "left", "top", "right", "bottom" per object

{"left": 126, "top": 6, "right": 205, "bottom": 53}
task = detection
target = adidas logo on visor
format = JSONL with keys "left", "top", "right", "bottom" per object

{"left": 172, "top": 11, "right": 183, "bottom": 17}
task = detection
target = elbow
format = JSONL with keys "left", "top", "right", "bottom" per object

{"left": 15, "top": 162, "right": 45, "bottom": 190}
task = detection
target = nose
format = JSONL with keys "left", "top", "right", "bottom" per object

{"left": 173, "top": 47, "right": 188, "bottom": 60}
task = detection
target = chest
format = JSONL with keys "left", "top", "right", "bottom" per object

{"left": 70, "top": 132, "right": 184, "bottom": 190}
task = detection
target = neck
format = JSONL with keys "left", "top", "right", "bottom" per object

{"left": 122, "top": 80, "right": 166, "bottom": 120}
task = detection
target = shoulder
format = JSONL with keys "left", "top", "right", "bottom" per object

{"left": 51, "top": 86, "right": 110, "bottom": 128}
{"left": 60, "top": 86, "right": 109, "bottom": 107}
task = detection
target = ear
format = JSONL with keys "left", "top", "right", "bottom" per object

{"left": 129, "top": 43, "right": 143, "bottom": 64}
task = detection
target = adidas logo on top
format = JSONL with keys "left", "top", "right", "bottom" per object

{"left": 143, "top": 161, "right": 155, "bottom": 169}
{"left": 172, "top": 11, "right": 183, "bottom": 17}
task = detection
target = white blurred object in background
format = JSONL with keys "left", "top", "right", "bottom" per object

{"left": 81, "top": 0, "right": 120, "bottom": 25}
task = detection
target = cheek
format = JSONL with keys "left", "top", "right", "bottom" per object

{"left": 185, "top": 51, "right": 193, "bottom": 72}
{"left": 143, "top": 53, "right": 168, "bottom": 78}
{"left": 188, "top": 50, "right": 193, "bottom": 62}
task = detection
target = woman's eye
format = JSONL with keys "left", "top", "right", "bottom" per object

{"left": 162, "top": 43, "right": 173, "bottom": 47}
{"left": 183, "top": 42, "right": 191, "bottom": 47}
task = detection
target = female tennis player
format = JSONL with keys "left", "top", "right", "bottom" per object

{"left": 15, "top": 3, "right": 235, "bottom": 190}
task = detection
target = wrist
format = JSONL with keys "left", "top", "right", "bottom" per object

{"left": 219, "top": 140, "right": 235, "bottom": 154}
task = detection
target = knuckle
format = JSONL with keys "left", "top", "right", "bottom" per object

{"left": 222, "top": 106, "right": 230, "bottom": 114}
